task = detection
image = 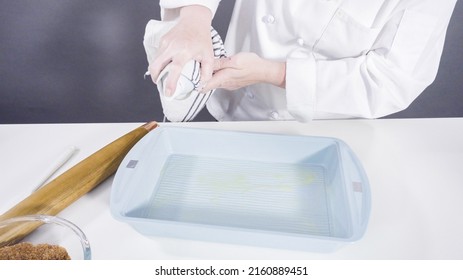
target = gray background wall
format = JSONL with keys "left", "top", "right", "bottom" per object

{"left": 0, "top": 0, "right": 461, "bottom": 124}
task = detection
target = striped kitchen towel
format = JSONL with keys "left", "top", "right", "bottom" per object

{"left": 143, "top": 20, "right": 226, "bottom": 122}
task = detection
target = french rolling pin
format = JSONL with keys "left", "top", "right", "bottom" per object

{"left": 0, "top": 121, "right": 158, "bottom": 246}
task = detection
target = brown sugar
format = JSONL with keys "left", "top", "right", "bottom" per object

{"left": 0, "top": 242, "right": 71, "bottom": 260}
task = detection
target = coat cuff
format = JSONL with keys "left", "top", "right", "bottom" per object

{"left": 286, "top": 50, "right": 317, "bottom": 122}
{"left": 160, "top": 0, "right": 220, "bottom": 15}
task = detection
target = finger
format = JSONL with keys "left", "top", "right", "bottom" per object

{"left": 149, "top": 34, "right": 189, "bottom": 84}
{"left": 148, "top": 64, "right": 164, "bottom": 85}
{"left": 213, "top": 57, "right": 233, "bottom": 71}
{"left": 196, "top": 58, "right": 232, "bottom": 92}
{"left": 199, "top": 56, "right": 214, "bottom": 83}
{"left": 201, "top": 69, "right": 228, "bottom": 92}
{"left": 163, "top": 60, "right": 188, "bottom": 97}
{"left": 212, "top": 58, "right": 221, "bottom": 71}
{"left": 149, "top": 54, "right": 172, "bottom": 84}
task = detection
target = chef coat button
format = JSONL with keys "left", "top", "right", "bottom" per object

{"left": 297, "top": 38, "right": 304, "bottom": 46}
{"left": 246, "top": 91, "right": 254, "bottom": 99}
{"left": 262, "top": 14, "right": 275, "bottom": 24}
{"left": 270, "top": 111, "right": 279, "bottom": 119}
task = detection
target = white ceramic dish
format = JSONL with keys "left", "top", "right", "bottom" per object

{"left": 110, "top": 127, "right": 371, "bottom": 252}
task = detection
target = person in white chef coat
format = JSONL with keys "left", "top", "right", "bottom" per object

{"left": 148, "top": 0, "right": 457, "bottom": 122}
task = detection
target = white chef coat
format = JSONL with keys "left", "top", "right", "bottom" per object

{"left": 159, "top": 0, "right": 457, "bottom": 122}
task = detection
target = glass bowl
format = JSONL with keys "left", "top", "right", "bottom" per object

{"left": 0, "top": 214, "right": 91, "bottom": 260}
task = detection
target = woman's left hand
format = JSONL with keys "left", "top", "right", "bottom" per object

{"left": 202, "top": 52, "right": 286, "bottom": 92}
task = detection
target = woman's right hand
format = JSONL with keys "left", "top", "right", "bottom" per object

{"left": 148, "top": 5, "right": 214, "bottom": 97}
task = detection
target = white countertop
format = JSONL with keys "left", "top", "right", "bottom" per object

{"left": 1, "top": 118, "right": 462, "bottom": 259}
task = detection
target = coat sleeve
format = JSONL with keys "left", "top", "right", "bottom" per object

{"left": 285, "top": 1, "right": 457, "bottom": 121}
{"left": 159, "top": 0, "right": 221, "bottom": 20}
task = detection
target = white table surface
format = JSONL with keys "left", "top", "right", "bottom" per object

{"left": 1, "top": 118, "right": 462, "bottom": 260}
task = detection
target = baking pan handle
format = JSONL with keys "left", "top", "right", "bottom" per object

{"left": 341, "top": 144, "right": 372, "bottom": 239}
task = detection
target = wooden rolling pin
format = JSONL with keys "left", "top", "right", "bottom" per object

{"left": 0, "top": 121, "right": 158, "bottom": 246}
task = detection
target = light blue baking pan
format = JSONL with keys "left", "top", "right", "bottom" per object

{"left": 110, "top": 126, "right": 371, "bottom": 252}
